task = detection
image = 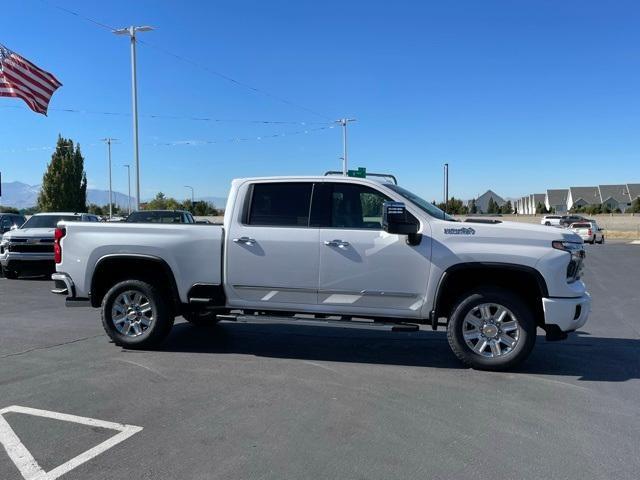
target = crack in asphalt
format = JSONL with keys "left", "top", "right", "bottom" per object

{"left": 0, "top": 334, "right": 104, "bottom": 359}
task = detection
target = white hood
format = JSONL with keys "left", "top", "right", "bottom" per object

{"left": 2, "top": 227, "right": 55, "bottom": 240}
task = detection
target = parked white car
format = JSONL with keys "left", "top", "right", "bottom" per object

{"left": 1, "top": 212, "right": 100, "bottom": 278}
{"left": 570, "top": 221, "right": 604, "bottom": 244}
{"left": 51, "top": 175, "right": 591, "bottom": 371}
{"left": 541, "top": 215, "right": 562, "bottom": 226}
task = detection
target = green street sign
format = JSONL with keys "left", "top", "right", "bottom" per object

{"left": 347, "top": 167, "right": 366, "bottom": 178}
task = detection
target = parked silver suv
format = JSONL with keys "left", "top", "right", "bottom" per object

{"left": 1, "top": 212, "right": 99, "bottom": 278}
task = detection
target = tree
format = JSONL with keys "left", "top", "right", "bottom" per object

{"left": 38, "top": 136, "right": 87, "bottom": 212}
{"left": 191, "top": 201, "right": 218, "bottom": 216}
{"left": 501, "top": 200, "right": 513, "bottom": 214}
{"left": 535, "top": 202, "right": 548, "bottom": 214}
{"left": 0, "top": 205, "right": 20, "bottom": 214}
{"left": 469, "top": 198, "right": 478, "bottom": 214}
{"left": 631, "top": 198, "right": 640, "bottom": 213}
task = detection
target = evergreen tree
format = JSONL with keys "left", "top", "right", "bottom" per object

{"left": 501, "top": 200, "right": 513, "bottom": 214}
{"left": 38, "top": 136, "right": 87, "bottom": 212}
{"left": 469, "top": 198, "right": 477, "bottom": 214}
{"left": 487, "top": 198, "right": 496, "bottom": 214}
{"left": 631, "top": 198, "right": 640, "bottom": 213}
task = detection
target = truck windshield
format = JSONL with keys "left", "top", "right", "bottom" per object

{"left": 385, "top": 184, "right": 456, "bottom": 221}
{"left": 21, "top": 215, "right": 79, "bottom": 229}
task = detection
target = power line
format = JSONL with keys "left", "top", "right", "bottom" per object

{"left": 147, "top": 125, "right": 335, "bottom": 147}
{"left": 137, "top": 39, "right": 332, "bottom": 121}
{"left": 36, "top": 0, "right": 116, "bottom": 31}
{"left": 0, "top": 125, "right": 335, "bottom": 154}
{"left": 0, "top": 105, "right": 330, "bottom": 125}
{"left": 34, "top": 0, "right": 333, "bottom": 121}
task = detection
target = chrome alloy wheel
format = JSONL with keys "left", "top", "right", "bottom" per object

{"left": 111, "top": 290, "right": 154, "bottom": 337}
{"left": 462, "top": 303, "right": 520, "bottom": 358}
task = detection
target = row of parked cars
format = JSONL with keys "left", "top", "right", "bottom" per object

{"left": 0, "top": 210, "right": 198, "bottom": 279}
{"left": 540, "top": 214, "right": 605, "bottom": 244}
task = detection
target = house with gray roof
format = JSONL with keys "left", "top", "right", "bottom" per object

{"left": 598, "top": 185, "right": 631, "bottom": 212}
{"left": 530, "top": 193, "right": 546, "bottom": 213}
{"left": 545, "top": 189, "right": 568, "bottom": 214}
{"left": 627, "top": 184, "right": 640, "bottom": 203}
{"left": 567, "top": 186, "right": 601, "bottom": 211}
{"left": 473, "top": 190, "right": 505, "bottom": 213}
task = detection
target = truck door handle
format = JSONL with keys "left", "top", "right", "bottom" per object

{"left": 324, "top": 240, "right": 350, "bottom": 248}
{"left": 233, "top": 236, "right": 256, "bottom": 245}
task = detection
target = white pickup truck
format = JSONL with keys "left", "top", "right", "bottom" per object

{"left": 51, "top": 175, "right": 591, "bottom": 370}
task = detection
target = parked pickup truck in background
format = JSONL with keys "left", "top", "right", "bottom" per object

{"left": 51, "top": 175, "right": 591, "bottom": 370}
{"left": 2, "top": 212, "right": 100, "bottom": 279}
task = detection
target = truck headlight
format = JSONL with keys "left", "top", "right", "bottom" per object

{"left": 552, "top": 241, "right": 585, "bottom": 282}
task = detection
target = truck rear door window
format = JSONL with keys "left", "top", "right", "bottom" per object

{"left": 248, "top": 183, "right": 312, "bottom": 227}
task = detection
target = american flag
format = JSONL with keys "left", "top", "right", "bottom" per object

{"left": 0, "top": 43, "right": 62, "bottom": 115}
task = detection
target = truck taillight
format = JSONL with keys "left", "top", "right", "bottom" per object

{"left": 54, "top": 227, "right": 66, "bottom": 264}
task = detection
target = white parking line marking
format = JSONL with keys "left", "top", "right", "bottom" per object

{"left": 0, "top": 405, "right": 142, "bottom": 480}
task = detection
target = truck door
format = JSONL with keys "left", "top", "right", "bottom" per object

{"left": 313, "top": 182, "right": 431, "bottom": 318}
{"left": 225, "top": 181, "right": 319, "bottom": 307}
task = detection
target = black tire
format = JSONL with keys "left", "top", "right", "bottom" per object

{"left": 101, "top": 279, "right": 175, "bottom": 348}
{"left": 2, "top": 266, "right": 18, "bottom": 279}
{"left": 183, "top": 310, "right": 220, "bottom": 327}
{"left": 545, "top": 222, "right": 551, "bottom": 226}
{"left": 599, "top": 236, "right": 605, "bottom": 244}
{"left": 446, "top": 288, "right": 537, "bottom": 371}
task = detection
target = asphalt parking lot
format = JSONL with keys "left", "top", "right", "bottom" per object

{"left": 0, "top": 241, "right": 638, "bottom": 480}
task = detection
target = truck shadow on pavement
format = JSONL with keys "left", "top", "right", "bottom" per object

{"left": 156, "top": 321, "right": 639, "bottom": 382}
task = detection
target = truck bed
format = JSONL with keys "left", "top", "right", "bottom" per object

{"left": 57, "top": 222, "right": 224, "bottom": 302}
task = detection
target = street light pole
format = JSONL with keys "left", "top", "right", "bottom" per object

{"left": 123, "top": 165, "right": 132, "bottom": 215}
{"left": 336, "top": 118, "right": 356, "bottom": 175}
{"left": 113, "top": 25, "right": 154, "bottom": 211}
{"left": 443, "top": 163, "right": 449, "bottom": 219}
{"left": 185, "top": 185, "right": 194, "bottom": 211}
{"left": 100, "top": 138, "right": 118, "bottom": 219}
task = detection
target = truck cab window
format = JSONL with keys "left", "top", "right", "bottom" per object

{"left": 311, "top": 183, "right": 413, "bottom": 229}
{"left": 248, "top": 183, "right": 312, "bottom": 226}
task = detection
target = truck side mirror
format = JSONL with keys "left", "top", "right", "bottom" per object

{"left": 382, "top": 202, "right": 418, "bottom": 235}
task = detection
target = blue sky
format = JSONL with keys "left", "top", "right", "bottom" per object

{"left": 1, "top": 0, "right": 639, "bottom": 203}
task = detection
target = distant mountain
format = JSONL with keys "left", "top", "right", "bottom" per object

{"left": 0, "top": 182, "right": 40, "bottom": 209}
{"left": 0, "top": 181, "right": 134, "bottom": 210}
{"left": 0, "top": 181, "right": 226, "bottom": 210}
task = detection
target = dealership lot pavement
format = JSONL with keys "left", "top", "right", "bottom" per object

{"left": 0, "top": 242, "right": 638, "bottom": 480}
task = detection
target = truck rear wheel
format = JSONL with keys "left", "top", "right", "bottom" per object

{"left": 101, "top": 279, "right": 175, "bottom": 348}
{"left": 446, "top": 288, "right": 536, "bottom": 371}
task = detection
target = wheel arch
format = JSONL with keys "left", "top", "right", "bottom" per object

{"left": 90, "top": 254, "right": 181, "bottom": 311}
{"left": 431, "top": 262, "right": 548, "bottom": 328}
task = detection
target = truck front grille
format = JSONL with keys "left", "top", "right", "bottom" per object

{"left": 8, "top": 244, "right": 54, "bottom": 253}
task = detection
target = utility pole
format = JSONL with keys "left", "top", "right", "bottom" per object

{"left": 185, "top": 185, "right": 194, "bottom": 211}
{"left": 443, "top": 163, "right": 449, "bottom": 218}
{"left": 336, "top": 118, "right": 356, "bottom": 174}
{"left": 113, "top": 25, "right": 154, "bottom": 211}
{"left": 100, "top": 138, "right": 118, "bottom": 219}
{"left": 123, "top": 164, "right": 132, "bottom": 215}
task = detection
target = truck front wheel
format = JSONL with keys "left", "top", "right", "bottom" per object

{"left": 101, "top": 279, "right": 175, "bottom": 348}
{"left": 446, "top": 288, "right": 536, "bottom": 371}
{"left": 2, "top": 266, "right": 18, "bottom": 279}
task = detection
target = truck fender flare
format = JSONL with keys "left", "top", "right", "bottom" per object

{"left": 91, "top": 253, "right": 181, "bottom": 308}
{"left": 430, "top": 262, "right": 549, "bottom": 326}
